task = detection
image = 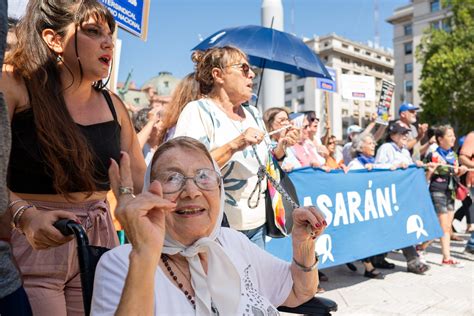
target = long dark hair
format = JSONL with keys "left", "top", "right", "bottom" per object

{"left": 6, "top": 0, "right": 116, "bottom": 195}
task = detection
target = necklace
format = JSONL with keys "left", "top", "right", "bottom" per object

{"left": 161, "top": 254, "right": 195, "bottom": 309}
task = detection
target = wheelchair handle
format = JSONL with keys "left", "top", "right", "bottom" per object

{"left": 53, "top": 219, "right": 76, "bottom": 236}
{"left": 53, "top": 219, "right": 90, "bottom": 247}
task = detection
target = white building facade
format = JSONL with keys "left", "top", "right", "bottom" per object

{"left": 282, "top": 34, "right": 395, "bottom": 140}
{"left": 387, "top": 0, "right": 452, "bottom": 115}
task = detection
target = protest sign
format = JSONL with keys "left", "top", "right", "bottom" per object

{"left": 266, "top": 167, "right": 443, "bottom": 269}
{"left": 340, "top": 74, "right": 376, "bottom": 101}
{"left": 100, "top": 0, "right": 150, "bottom": 40}
{"left": 316, "top": 67, "right": 337, "bottom": 93}
{"left": 376, "top": 79, "right": 395, "bottom": 125}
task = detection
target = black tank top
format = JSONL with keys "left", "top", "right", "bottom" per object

{"left": 7, "top": 90, "right": 121, "bottom": 193}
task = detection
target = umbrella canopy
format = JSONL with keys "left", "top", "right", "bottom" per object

{"left": 193, "top": 25, "right": 332, "bottom": 80}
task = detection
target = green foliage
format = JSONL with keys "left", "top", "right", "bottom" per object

{"left": 416, "top": 0, "right": 474, "bottom": 135}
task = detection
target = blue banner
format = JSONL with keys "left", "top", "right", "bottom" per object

{"left": 100, "top": 0, "right": 147, "bottom": 39}
{"left": 266, "top": 167, "right": 443, "bottom": 269}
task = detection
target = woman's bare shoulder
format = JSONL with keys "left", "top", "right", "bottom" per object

{"left": 0, "top": 64, "right": 30, "bottom": 115}
{"left": 106, "top": 89, "right": 130, "bottom": 124}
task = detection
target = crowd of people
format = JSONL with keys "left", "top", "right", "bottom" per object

{"left": 0, "top": 0, "right": 472, "bottom": 315}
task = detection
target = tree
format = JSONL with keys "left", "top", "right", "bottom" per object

{"left": 416, "top": 0, "right": 474, "bottom": 135}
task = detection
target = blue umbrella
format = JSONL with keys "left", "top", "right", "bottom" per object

{"left": 192, "top": 25, "right": 332, "bottom": 80}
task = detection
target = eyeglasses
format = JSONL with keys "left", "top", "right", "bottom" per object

{"left": 275, "top": 117, "right": 290, "bottom": 124}
{"left": 327, "top": 141, "right": 336, "bottom": 145}
{"left": 227, "top": 62, "right": 251, "bottom": 77}
{"left": 155, "top": 168, "right": 221, "bottom": 194}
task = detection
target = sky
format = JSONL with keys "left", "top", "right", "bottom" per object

{"left": 8, "top": 0, "right": 409, "bottom": 87}
{"left": 116, "top": 0, "right": 409, "bottom": 87}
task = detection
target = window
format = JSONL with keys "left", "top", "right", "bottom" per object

{"left": 342, "top": 44, "right": 349, "bottom": 49}
{"left": 354, "top": 71, "right": 361, "bottom": 75}
{"left": 285, "top": 100, "right": 292, "bottom": 108}
{"left": 404, "top": 24, "right": 413, "bottom": 36}
{"left": 376, "top": 55, "right": 381, "bottom": 59}
{"left": 285, "top": 88, "right": 292, "bottom": 94}
{"left": 430, "top": 0, "right": 440, "bottom": 12}
{"left": 404, "top": 42, "right": 413, "bottom": 55}
{"left": 405, "top": 63, "right": 413, "bottom": 73}
{"left": 342, "top": 109, "right": 349, "bottom": 116}
{"left": 385, "top": 57, "right": 391, "bottom": 62}
{"left": 341, "top": 68, "right": 349, "bottom": 74}
{"left": 324, "top": 41, "right": 329, "bottom": 47}
{"left": 296, "top": 98, "right": 305, "bottom": 106}
{"left": 365, "top": 51, "right": 371, "bottom": 56}
{"left": 405, "top": 80, "right": 413, "bottom": 93}
{"left": 164, "top": 81, "right": 169, "bottom": 88}
{"left": 341, "top": 57, "right": 350, "bottom": 64}
{"left": 297, "top": 85, "right": 304, "bottom": 92}
{"left": 431, "top": 21, "right": 441, "bottom": 30}
{"left": 284, "top": 74, "right": 292, "bottom": 82}
{"left": 134, "top": 97, "right": 140, "bottom": 104}
{"left": 354, "top": 47, "right": 360, "bottom": 53}
{"left": 442, "top": 19, "right": 452, "bottom": 32}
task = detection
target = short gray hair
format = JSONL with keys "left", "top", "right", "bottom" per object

{"left": 351, "top": 133, "right": 375, "bottom": 158}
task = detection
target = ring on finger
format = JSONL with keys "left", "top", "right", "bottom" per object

{"left": 119, "top": 186, "right": 134, "bottom": 196}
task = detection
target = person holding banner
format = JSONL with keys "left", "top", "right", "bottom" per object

{"left": 425, "top": 125, "right": 468, "bottom": 267}
{"left": 0, "top": 1, "right": 146, "bottom": 314}
{"left": 285, "top": 113, "right": 328, "bottom": 171}
{"left": 372, "top": 122, "right": 430, "bottom": 274}
{"left": 324, "top": 135, "right": 346, "bottom": 170}
{"left": 375, "top": 122, "right": 424, "bottom": 169}
{"left": 346, "top": 133, "right": 387, "bottom": 279}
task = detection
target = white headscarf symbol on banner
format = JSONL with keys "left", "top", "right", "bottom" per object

{"left": 315, "top": 234, "right": 334, "bottom": 263}
{"left": 406, "top": 215, "right": 428, "bottom": 239}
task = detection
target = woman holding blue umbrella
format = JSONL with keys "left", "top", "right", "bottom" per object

{"left": 174, "top": 46, "right": 298, "bottom": 248}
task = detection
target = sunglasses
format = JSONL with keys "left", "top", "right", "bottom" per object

{"left": 227, "top": 62, "right": 251, "bottom": 77}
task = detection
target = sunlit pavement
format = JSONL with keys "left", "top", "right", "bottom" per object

{"left": 313, "top": 218, "right": 473, "bottom": 315}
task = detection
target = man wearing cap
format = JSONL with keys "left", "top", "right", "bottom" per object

{"left": 398, "top": 103, "right": 429, "bottom": 159}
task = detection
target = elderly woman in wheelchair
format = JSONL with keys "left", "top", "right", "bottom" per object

{"left": 91, "top": 136, "right": 327, "bottom": 315}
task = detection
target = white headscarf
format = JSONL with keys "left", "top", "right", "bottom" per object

{"left": 160, "top": 160, "right": 241, "bottom": 315}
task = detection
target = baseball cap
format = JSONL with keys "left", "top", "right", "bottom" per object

{"left": 388, "top": 121, "right": 411, "bottom": 134}
{"left": 398, "top": 103, "right": 420, "bottom": 114}
{"left": 347, "top": 125, "right": 363, "bottom": 135}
